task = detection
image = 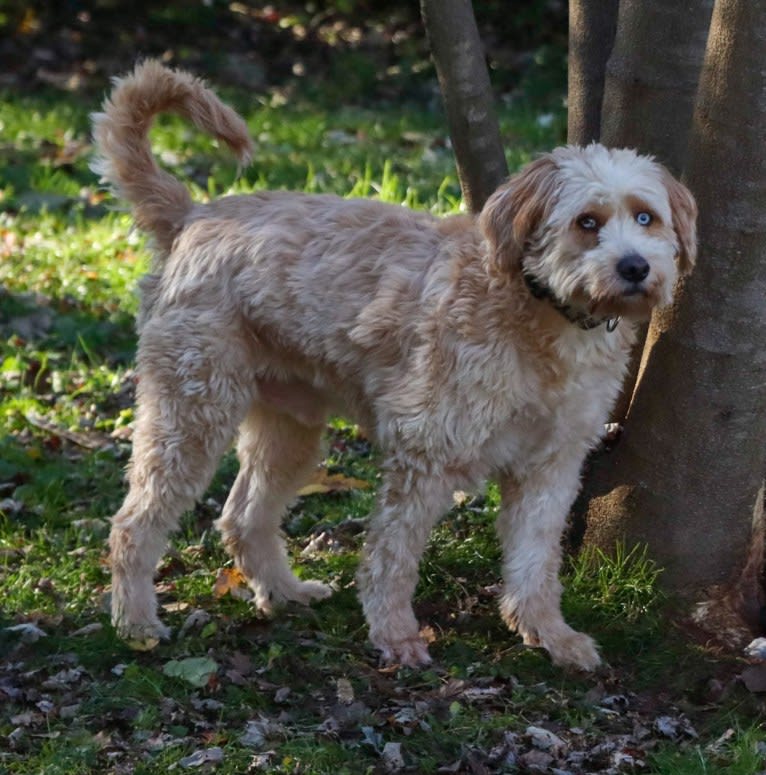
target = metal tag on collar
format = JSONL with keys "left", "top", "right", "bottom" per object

{"left": 606, "top": 317, "right": 621, "bottom": 332}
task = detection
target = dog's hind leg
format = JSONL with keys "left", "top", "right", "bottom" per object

{"left": 357, "top": 463, "right": 455, "bottom": 667}
{"left": 496, "top": 461, "right": 601, "bottom": 671}
{"left": 216, "top": 403, "right": 332, "bottom": 613}
{"left": 109, "top": 314, "right": 256, "bottom": 642}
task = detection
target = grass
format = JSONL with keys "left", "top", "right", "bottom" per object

{"left": 1, "top": 79, "right": 764, "bottom": 774}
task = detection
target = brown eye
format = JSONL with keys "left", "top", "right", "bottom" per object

{"left": 577, "top": 214, "right": 599, "bottom": 231}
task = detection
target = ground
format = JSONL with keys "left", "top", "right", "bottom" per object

{"left": 1, "top": 3, "right": 766, "bottom": 773}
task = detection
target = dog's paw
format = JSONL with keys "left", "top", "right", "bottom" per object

{"left": 374, "top": 635, "right": 432, "bottom": 668}
{"left": 254, "top": 577, "right": 333, "bottom": 614}
{"left": 542, "top": 627, "right": 601, "bottom": 672}
{"left": 114, "top": 617, "right": 171, "bottom": 644}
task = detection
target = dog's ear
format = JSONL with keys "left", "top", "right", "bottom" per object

{"left": 479, "top": 155, "right": 560, "bottom": 275}
{"left": 660, "top": 167, "right": 698, "bottom": 276}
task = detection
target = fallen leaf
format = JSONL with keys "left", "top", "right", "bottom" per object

{"left": 192, "top": 697, "right": 224, "bottom": 712}
{"left": 0, "top": 498, "right": 24, "bottom": 515}
{"left": 126, "top": 636, "right": 160, "bottom": 652}
{"left": 179, "top": 608, "right": 211, "bottom": 637}
{"left": 240, "top": 716, "right": 286, "bottom": 748}
{"left": 361, "top": 726, "right": 384, "bottom": 753}
{"left": 10, "top": 712, "right": 36, "bottom": 726}
{"left": 5, "top": 623, "right": 47, "bottom": 643}
{"left": 452, "top": 490, "right": 469, "bottom": 507}
{"left": 526, "top": 725, "right": 567, "bottom": 756}
{"left": 336, "top": 677, "right": 355, "bottom": 705}
{"left": 520, "top": 749, "right": 554, "bottom": 770}
{"left": 274, "top": 686, "right": 291, "bottom": 703}
{"left": 653, "top": 715, "right": 698, "bottom": 739}
{"left": 163, "top": 601, "right": 191, "bottom": 613}
{"left": 249, "top": 751, "right": 277, "bottom": 770}
{"left": 240, "top": 721, "right": 266, "bottom": 748}
{"left": 296, "top": 470, "right": 371, "bottom": 496}
{"left": 706, "top": 728, "right": 736, "bottom": 755}
{"left": 462, "top": 686, "right": 502, "bottom": 701}
{"left": 741, "top": 664, "right": 766, "bottom": 693}
{"left": 179, "top": 747, "right": 224, "bottom": 768}
{"left": 382, "top": 741, "right": 405, "bottom": 770}
{"left": 43, "top": 667, "right": 84, "bottom": 689}
{"left": 213, "top": 567, "right": 250, "bottom": 599}
{"left": 163, "top": 657, "right": 219, "bottom": 688}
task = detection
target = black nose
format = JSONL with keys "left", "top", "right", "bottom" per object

{"left": 617, "top": 253, "right": 650, "bottom": 283}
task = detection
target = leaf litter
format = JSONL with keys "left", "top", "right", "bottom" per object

{"left": 1, "top": 10, "right": 765, "bottom": 769}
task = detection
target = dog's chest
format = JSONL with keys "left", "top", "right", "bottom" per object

{"left": 479, "top": 340, "right": 624, "bottom": 472}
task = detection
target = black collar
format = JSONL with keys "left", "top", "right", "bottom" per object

{"left": 522, "top": 271, "right": 620, "bottom": 332}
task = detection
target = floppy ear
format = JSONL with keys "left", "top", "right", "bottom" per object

{"left": 478, "top": 155, "right": 560, "bottom": 275}
{"left": 660, "top": 167, "right": 698, "bottom": 276}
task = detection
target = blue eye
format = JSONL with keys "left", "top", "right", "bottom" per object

{"left": 636, "top": 212, "right": 652, "bottom": 226}
{"left": 577, "top": 215, "right": 599, "bottom": 231}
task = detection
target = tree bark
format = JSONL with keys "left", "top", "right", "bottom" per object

{"left": 600, "top": 0, "right": 714, "bottom": 174}
{"left": 582, "top": 0, "right": 766, "bottom": 618}
{"left": 596, "top": 0, "right": 713, "bottom": 425}
{"left": 567, "top": 0, "right": 619, "bottom": 146}
{"left": 420, "top": 0, "right": 508, "bottom": 213}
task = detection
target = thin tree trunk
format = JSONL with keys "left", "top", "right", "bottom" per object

{"left": 567, "top": 0, "right": 619, "bottom": 146}
{"left": 596, "top": 0, "right": 713, "bottom": 424}
{"left": 583, "top": 0, "right": 766, "bottom": 624}
{"left": 420, "top": 0, "right": 508, "bottom": 213}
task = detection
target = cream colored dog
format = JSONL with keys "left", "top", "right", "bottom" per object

{"left": 92, "top": 61, "right": 696, "bottom": 670}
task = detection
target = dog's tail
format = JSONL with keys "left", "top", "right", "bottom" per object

{"left": 91, "top": 60, "right": 254, "bottom": 254}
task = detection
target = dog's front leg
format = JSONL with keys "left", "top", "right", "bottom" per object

{"left": 496, "top": 460, "right": 601, "bottom": 671}
{"left": 357, "top": 464, "right": 455, "bottom": 667}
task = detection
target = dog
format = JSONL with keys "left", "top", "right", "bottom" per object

{"left": 92, "top": 60, "right": 696, "bottom": 670}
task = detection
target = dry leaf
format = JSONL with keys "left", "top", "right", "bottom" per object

{"left": 179, "top": 747, "right": 224, "bottom": 768}
{"left": 126, "top": 636, "right": 160, "bottom": 652}
{"left": 274, "top": 687, "right": 291, "bottom": 703}
{"left": 296, "top": 470, "right": 371, "bottom": 496}
{"left": 382, "top": 741, "right": 405, "bottom": 770}
{"left": 741, "top": 664, "right": 766, "bottom": 693}
{"left": 336, "top": 677, "right": 355, "bottom": 705}
{"left": 213, "top": 567, "right": 249, "bottom": 598}
{"left": 452, "top": 490, "right": 469, "bottom": 507}
{"left": 6, "top": 623, "right": 47, "bottom": 643}
{"left": 162, "top": 601, "right": 190, "bottom": 613}
{"left": 163, "top": 657, "right": 219, "bottom": 688}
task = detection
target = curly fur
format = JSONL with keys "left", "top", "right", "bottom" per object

{"left": 93, "top": 61, "right": 696, "bottom": 670}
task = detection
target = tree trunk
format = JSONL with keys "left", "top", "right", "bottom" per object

{"left": 567, "top": 0, "right": 619, "bottom": 146}
{"left": 420, "top": 0, "right": 508, "bottom": 213}
{"left": 596, "top": 0, "right": 714, "bottom": 424}
{"left": 600, "top": 0, "right": 714, "bottom": 173}
{"left": 582, "top": 0, "right": 766, "bottom": 625}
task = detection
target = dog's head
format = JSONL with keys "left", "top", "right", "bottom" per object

{"left": 479, "top": 144, "right": 697, "bottom": 323}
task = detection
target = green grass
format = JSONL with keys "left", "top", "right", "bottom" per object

{"left": 1, "top": 83, "right": 764, "bottom": 774}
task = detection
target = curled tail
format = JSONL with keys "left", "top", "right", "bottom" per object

{"left": 91, "top": 60, "right": 254, "bottom": 254}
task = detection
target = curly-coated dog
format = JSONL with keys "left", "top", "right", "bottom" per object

{"left": 92, "top": 60, "right": 696, "bottom": 670}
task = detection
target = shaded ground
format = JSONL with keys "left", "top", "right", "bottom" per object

{"left": 0, "top": 0, "right": 567, "bottom": 101}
